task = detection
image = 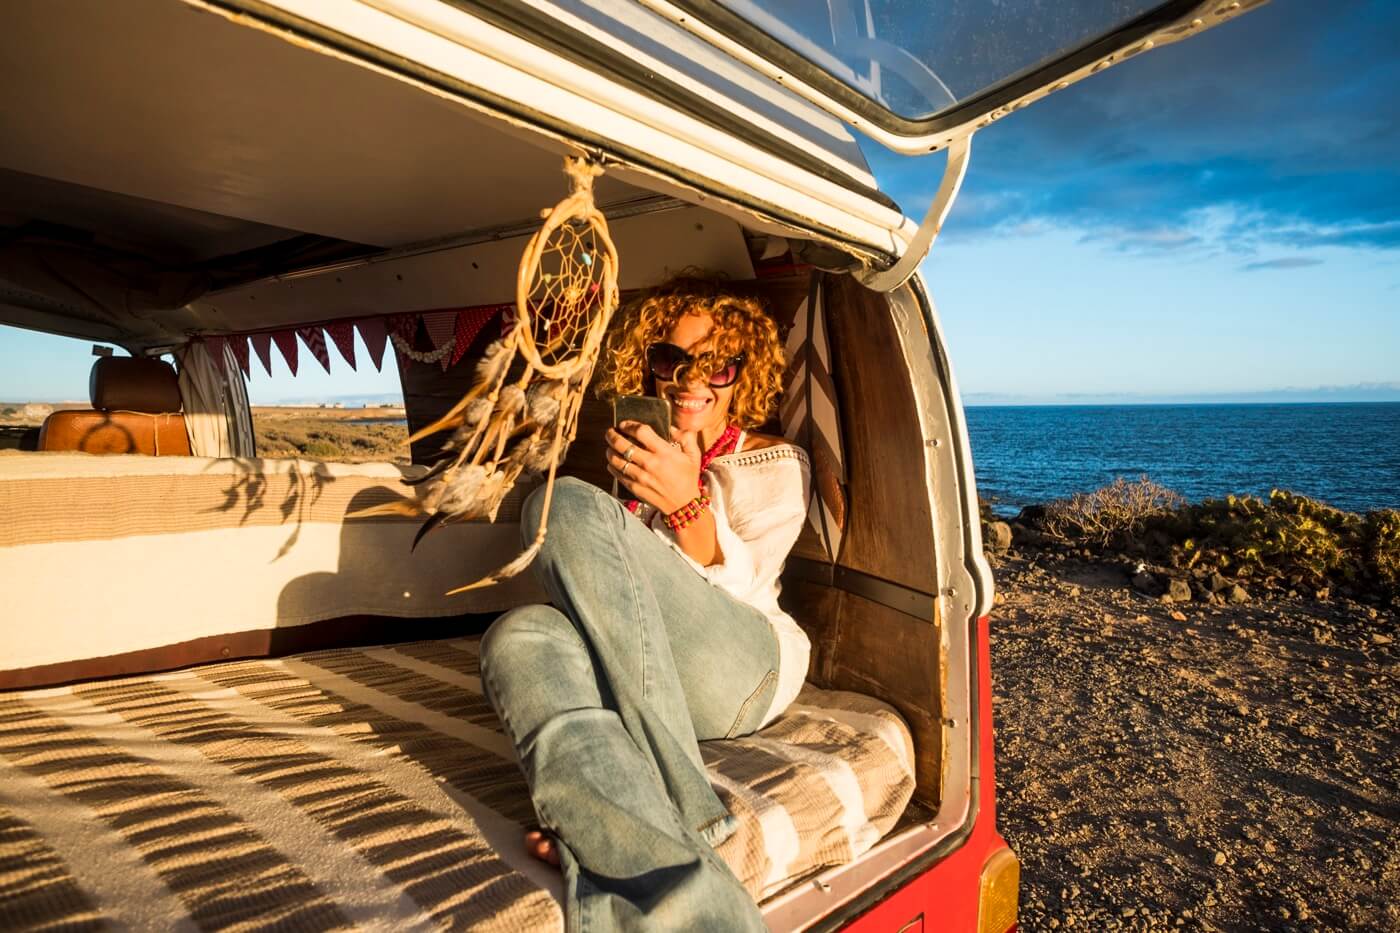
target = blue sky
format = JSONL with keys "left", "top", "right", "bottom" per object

{"left": 863, "top": 0, "right": 1400, "bottom": 402}
{"left": 2, "top": 0, "right": 1396, "bottom": 405}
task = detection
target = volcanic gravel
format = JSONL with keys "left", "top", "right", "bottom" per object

{"left": 989, "top": 552, "right": 1399, "bottom": 931}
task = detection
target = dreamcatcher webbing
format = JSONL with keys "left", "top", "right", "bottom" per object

{"left": 367, "top": 157, "right": 620, "bottom": 593}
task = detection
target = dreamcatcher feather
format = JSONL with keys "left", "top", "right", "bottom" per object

{"left": 363, "top": 157, "right": 619, "bottom": 594}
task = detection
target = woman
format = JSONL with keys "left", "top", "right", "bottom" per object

{"left": 479, "top": 275, "right": 812, "bottom": 931}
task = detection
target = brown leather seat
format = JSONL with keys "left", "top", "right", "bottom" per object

{"left": 39, "top": 357, "right": 192, "bottom": 456}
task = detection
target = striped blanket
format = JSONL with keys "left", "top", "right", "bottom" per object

{"left": 0, "top": 637, "right": 915, "bottom": 931}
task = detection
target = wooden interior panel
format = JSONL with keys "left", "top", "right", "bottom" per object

{"left": 822, "top": 273, "right": 935, "bottom": 590}
{"left": 783, "top": 580, "right": 942, "bottom": 806}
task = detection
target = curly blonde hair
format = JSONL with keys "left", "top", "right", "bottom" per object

{"left": 595, "top": 274, "right": 784, "bottom": 430}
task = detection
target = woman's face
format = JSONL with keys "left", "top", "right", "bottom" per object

{"left": 655, "top": 312, "right": 736, "bottom": 436}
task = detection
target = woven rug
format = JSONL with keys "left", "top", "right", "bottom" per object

{"left": 0, "top": 637, "right": 914, "bottom": 931}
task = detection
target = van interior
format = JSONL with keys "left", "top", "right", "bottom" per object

{"left": 0, "top": 1, "right": 966, "bottom": 929}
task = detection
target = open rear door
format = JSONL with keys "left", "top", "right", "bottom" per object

{"left": 637, "top": 0, "right": 1269, "bottom": 286}
{"left": 640, "top": 0, "right": 1269, "bottom": 153}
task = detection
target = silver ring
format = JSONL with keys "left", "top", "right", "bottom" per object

{"left": 623, "top": 445, "right": 636, "bottom": 463}
{"left": 622, "top": 462, "right": 632, "bottom": 480}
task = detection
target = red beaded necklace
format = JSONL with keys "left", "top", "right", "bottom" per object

{"left": 626, "top": 424, "right": 740, "bottom": 514}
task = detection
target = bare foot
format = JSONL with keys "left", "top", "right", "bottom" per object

{"left": 524, "top": 829, "right": 561, "bottom": 868}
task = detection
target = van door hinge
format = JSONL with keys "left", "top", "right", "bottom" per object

{"left": 856, "top": 135, "right": 971, "bottom": 292}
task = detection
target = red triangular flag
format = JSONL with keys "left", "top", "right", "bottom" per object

{"left": 422, "top": 310, "right": 458, "bottom": 350}
{"left": 325, "top": 321, "right": 357, "bottom": 371}
{"left": 357, "top": 318, "right": 388, "bottom": 372}
{"left": 387, "top": 312, "right": 419, "bottom": 344}
{"left": 272, "top": 330, "right": 299, "bottom": 377}
{"left": 250, "top": 333, "right": 274, "bottom": 377}
{"left": 299, "top": 326, "right": 332, "bottom": 374}
{"left": 451, "top": 306, "right": 500, "bottom": 366}
{"left": 204, "top": 336, "right": 227, "bottom": 374}
{"left": 228, "top": 335, "right": 251, "bottom": 378}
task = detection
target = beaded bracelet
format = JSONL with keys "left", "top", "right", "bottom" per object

{"left": 664, "top": 494, "right": 711, "bottom": 531}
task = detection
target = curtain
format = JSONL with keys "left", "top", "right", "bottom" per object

{"left": 175, "top": 341, "right": 256, "bottom": 458}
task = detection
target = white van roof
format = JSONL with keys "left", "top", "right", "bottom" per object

{"left": 0, "top": 0, "right": 1269, "bottom": 345}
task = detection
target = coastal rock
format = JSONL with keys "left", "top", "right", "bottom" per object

{"left": 1207, "top": 572, "right": 1231, "bottom": 594}
{"left": 1133, "top": 572, "right": 1160, "bottom": 595}
{"left": 1010, "top": 522, "right": 1044, "bottom": 547}
{"left": 986, "top": 521, "right": 1013, "bottom": 555}
{"left": 1167, "top": 579, "right": 1193, "bottom": 603}
{"left": 1228, "top": 584, "right": 1250, "bottom": 604}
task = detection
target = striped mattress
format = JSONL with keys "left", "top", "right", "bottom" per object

{"left": 0, "top": 637, "right": 915, "bottom": 931}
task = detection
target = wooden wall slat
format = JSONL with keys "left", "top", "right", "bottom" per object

{"left": 783, "top": 580, "right": 942, "bottom": 806}
{"left": 822, "top": 273, "right": 937, "bottom": 590}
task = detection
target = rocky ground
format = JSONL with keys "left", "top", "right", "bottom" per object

{"left": 989, "top": 549, "right": 1398, "bottom": 931}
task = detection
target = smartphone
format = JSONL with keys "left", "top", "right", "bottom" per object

{"left": 612, "top": 395, "right": 672, "bottom": 442}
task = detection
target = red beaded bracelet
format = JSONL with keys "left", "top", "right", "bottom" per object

{"left": 664, "top": 495, "right": 711, "bottom": 531}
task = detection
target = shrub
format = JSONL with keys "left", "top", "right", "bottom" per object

{"left": 300, "top": 439, "right": 341, "bottom": 459}
{"left": 1167, "top": 490, "right": 1358, "bottom": 588}
{"left": 1363, "top": 508, "right": 1400, "bottom": 590}
{"left": 1038, "top": 476, "right": 1184, "bottom": 546}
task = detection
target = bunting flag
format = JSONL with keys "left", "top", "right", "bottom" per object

{"left": 781, "top": 273, "right": 847, "bottom": 560}
{"left": 417, "top": 310, "right": 456, "bottom": 371}
{"left": 422, "top": 311, "right": 458, "bottom": 350}
{"left": 451, "top": 306, "right": 499, "bottom": 366}
{"left": 227, "top": 335, "right": 251, "bottom": 378}
{"left": 272, "top": 329, "right": 299, "bottom": 377}
{"left": 298, "top": 326, "right": 332, "bottom": 374}
{"left": 250, "top": 333, "right": 275, "bottom": 377}
{"left": 325, "top": 321, "right": 357, "bottom": 371}
{"left": 204, "top": 336, "right": 227, "bottom": 375}
{"left": 387, "top": 312, "right": 419, "bottom": 345}
{"left": 356, "top": 317, "right": 388, "bottom": 372}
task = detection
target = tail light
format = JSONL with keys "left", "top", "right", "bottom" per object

{"left": 977, "top": 847, "right": 1020, "bottom": 933}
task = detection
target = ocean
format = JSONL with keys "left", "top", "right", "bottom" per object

{"left": 964, "top": 402, "right": 1400, "bottom": 517}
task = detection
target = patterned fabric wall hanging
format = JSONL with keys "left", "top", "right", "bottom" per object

{"left": 781, "top": 273, "right": 848, "bottom": 560}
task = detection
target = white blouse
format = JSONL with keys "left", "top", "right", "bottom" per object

{"left": 639, "top": 431, "right": 812, "bottom": 727}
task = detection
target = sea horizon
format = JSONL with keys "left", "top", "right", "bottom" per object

{"left": 966, "top": 401, "right": 1400, "bottom": 517}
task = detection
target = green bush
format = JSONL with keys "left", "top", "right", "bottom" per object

{"left": 1029, "top": 481, "right": 1399, "bottom": 600}
{"left": 300, "top": 439, "right": 341, "bottom": 459}
{"left": 1165, "top": 490, "right": 1358, "bottom": 588}
{"left": 1364, "top": 509, "right": 1400, "bottom": 590}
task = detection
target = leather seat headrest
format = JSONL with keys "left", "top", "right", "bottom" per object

{"left": 90, "top": 357, "right": 183, "bottom": 413}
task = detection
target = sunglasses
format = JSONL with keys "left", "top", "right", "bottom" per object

{"left": 646, "top": 342, "right": 746, "bottom": 388}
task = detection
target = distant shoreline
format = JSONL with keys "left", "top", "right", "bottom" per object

{"left": 963, "top": 398, "right": 1400, "bottom": 408}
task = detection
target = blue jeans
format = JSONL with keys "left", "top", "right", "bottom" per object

{"left": 480, "top": 478, "right": 779, "bottom": 932}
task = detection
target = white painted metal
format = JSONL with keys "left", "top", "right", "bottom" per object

{"left": 402, "top": 0, "right": 877, "bottom": 186}
{"left": 184, "top": 206, "right": 754, "bottom": 336}
{"left": 857, "top": 136, "right": 971, "bottom": 292}
{"left": 211, "top": 0, "right": 906, "bottom": 253}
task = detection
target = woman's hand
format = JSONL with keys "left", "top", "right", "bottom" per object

{"left": 606, "top": 421, "right": 702, "bottom": 514}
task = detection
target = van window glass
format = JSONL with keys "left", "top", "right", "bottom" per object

{"left": 713, "top": 0, "right": 1165, "bottom": 120}
{"left": 246, "top": 346, "right": 408, "bottom": 465}
{"left": 0, "top": 324, "right": 99, "bottom": 451}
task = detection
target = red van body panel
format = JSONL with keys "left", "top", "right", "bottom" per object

{"left": 845, "top": 614, "right": 1015, "bottom": 932}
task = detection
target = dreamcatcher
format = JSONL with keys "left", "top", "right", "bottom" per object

{"left": 370, "top": 157, "right": 619, "bottom": 594}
